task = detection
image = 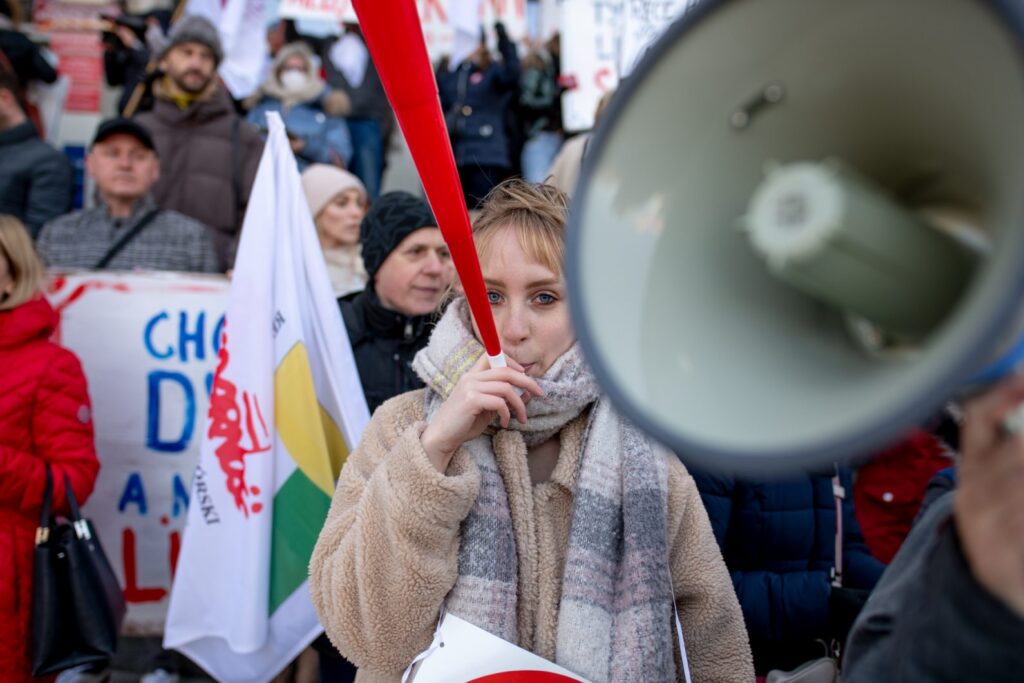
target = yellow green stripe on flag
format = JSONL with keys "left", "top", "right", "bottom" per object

{"left": 269, "top": 343, "right": 350, "bottom": 614}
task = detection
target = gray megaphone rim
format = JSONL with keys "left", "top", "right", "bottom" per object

{"left": 566, "top": 0, "right": 1024, "bottom": 474}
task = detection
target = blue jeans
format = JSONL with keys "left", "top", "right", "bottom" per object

{"left": 347, "top": 117, "right": 384, "bottom": 200}
{"left": 521, "top": 131, "right": 564, "bottom": 184}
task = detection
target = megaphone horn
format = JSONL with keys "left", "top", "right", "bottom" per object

{"left": 566, "top": 0, "right": 1024, "bottom": 475}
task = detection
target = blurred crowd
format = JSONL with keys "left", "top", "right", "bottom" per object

{"left": 2, "top": 2, "right": 1023, "bottom": 683}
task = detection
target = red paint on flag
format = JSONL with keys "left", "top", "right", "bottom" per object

{"left": 207, "top": 324, "right": 271, "bottom": 517}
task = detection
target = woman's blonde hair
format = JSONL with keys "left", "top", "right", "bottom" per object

{"left": 0, "top": 215, "right": 45, "bottom": 310}
{"left": 472, "top": 179, "right": 570, "bottom": 277}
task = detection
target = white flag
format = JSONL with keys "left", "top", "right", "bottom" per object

{"left": 163, "top": 112, "right": 370, "bottom": 683}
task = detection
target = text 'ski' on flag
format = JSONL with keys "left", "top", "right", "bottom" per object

{"left": 163, "top": 112, "right": 370, "bottom": 683}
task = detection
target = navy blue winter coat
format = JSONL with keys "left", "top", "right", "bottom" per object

{"left": 691, "top": 467, "right": 885, "bottom": 673}
{"left": 436, "top": 26, "right": 519, "bottom": 170}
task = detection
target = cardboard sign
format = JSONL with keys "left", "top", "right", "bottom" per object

{"left": 46, "top": 272, "right": 229, "bottom": 635}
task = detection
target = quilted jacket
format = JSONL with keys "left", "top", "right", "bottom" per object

{"left": 691, "top": 467, "right": 885, "bottom": 674}
{"left": 0, "top": 297, "right": 100, "bottom": 682}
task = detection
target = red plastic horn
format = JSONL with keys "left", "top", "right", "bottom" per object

{"left": 351, "top": 0, "right": 506, "bottom": 367}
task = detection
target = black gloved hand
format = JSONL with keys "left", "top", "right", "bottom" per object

{"left": 494, "top": 21, "right": 508, "bottom": 39}
{"left": 828, "top": 586, "right": 871, "bottom": 643}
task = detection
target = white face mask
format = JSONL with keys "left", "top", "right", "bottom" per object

{"left": 280, "top": 69, "right": 308, "bottom": 92}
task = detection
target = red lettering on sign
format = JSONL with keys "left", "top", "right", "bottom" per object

{"left": 122, "top": 528, "right": 167, "bottom": 603}
{"left": 420, "top": 0, "right": 446, "bottom": 23}
{"left": 207, "top": 324, "right": 271, "bottom": 518}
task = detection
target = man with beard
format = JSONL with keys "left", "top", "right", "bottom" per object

{"left": 134, "top": 15, "right": 263, "bottom": 270}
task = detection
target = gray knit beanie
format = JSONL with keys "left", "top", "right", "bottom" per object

{"left": 160, "top": 16, "right": 223, "bottom": 65}
{"left": 360, "top": 192, "right": 438, "bottom": 278}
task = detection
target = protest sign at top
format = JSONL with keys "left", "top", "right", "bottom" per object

{"left": 278, "top": 0, "right": 527, "bottom": 62}
{"left": 561, "top": 0, "right": 701, "bottom": 131}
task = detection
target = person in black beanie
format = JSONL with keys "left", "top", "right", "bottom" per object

{"left": 318, "top": 191, "right": 454, "bottom": 681}
{"left": 340, "top": 191, "right": 455, "bottom": 413}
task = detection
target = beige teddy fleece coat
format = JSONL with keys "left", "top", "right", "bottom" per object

{"left": 309, "top": 390, "right": 754, "bottom": 682}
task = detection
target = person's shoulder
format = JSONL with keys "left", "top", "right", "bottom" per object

{"left": 339, "top": 289, "right": 368, "bottom": 340}
{"left": 22, "top": 135, "right": 67, "bottom": 163}
{"left": 662, "top": 449, "right": 699, "bottom": 493}
{"left": 39, "top": 209, "right": 85, "bottom": 237}
{"left": 236, "top": 114, "right": 266, "bottom": 146}
{"left": 158, "top": 209, "right": 210, "bottom": 234}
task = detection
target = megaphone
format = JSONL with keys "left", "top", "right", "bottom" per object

{"left": 566, "top": 0, "right": 1024, "bottom": 475}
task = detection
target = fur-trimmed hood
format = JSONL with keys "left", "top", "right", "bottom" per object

{"left": 246, "top": 42, "right": 350, "bottom": 115}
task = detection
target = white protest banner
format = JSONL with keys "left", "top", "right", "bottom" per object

{"left": 416, "top": 0, "right": 529, "bottom": 63}
{"left": 279, "top": 0, "right": 526, "bottom": 63}
{"left": 278, "top": 0, "right": 357, "bottom": 23}
{"left": 561, "top": 0, "right": 621, "bottom": 131}
{"left": 620, "top": 0, "right": 701, "bottom": 75}
{"left": 560, "top": 0, "right": 702, "bottom": 131}
{"left": 45, "top": 271, "right": 229, "bottom": 635}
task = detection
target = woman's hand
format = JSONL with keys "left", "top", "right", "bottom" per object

{"left": 956, "top": 373, "right": 1024, "bottom": 619}
{"left": 421, "top": 355, "right": 544, "bottom": 472}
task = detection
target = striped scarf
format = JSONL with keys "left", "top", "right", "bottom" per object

{"left": 410, "top": 299, "right": 678, "bottom": 682}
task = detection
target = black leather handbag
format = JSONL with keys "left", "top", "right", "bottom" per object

{"left": 31, "top": 465, "right": 126, "bottom": 676}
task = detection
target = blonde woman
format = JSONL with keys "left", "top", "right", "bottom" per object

{"left": 0, "top": 216, "right": 99, "bottom": 681}
{"left": 310, "top": 182, "right": 754, "bottom": 682}
{"left": 301, "top": 163, "right": 369, "bottom": 297}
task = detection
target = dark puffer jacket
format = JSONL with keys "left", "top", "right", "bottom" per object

{"left": 134, "top": 81, "right": 263, "bottom": 269}
{"left": 691, "top": 467, "right": 885, "bottom": 674}
{"left": 0, "top": 121, "right": 72, "bottom": 237}
{"left": 436, "top": 24, "right": 520, "bottom": 171}
{"left": 0, "top": 297, "right": 100, "bottom": 682}
{"left": 339, "top": 287, "right": 435, "bottom": 414}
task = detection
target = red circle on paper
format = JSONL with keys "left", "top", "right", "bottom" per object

{"left": 468, "top": 672, "right": 580, "bottom": 683}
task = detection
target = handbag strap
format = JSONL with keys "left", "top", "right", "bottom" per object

{"left": 831, "top": 466, "right": 844, "bottom": 588}
{"left": 61, "top": 471, "right": 92, "bottom": 540}
{"left": 94, "top": 208, "right": 161, "bottom": 269}
{"left": 36, "top": 464, "right": 54, "bottom": 545}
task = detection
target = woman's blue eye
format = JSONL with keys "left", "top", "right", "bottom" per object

{"left": 535, "top": 292, "right": 556, "bottom": 305}
{"left": 487, "top": 291, "right": 502, "bottom": 304}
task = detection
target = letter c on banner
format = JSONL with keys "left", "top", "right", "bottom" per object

{"left": 144, "top": 311, "right": 173, "bottom": 359}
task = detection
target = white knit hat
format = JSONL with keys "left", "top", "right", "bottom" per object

{"left": 301, "top": 164, "right": 368, "bottom": 219}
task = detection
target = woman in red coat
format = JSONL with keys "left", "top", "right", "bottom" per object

{"left": 0, "top": 216, "right": 100, "bottom": 681}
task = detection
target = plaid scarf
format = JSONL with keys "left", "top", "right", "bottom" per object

{"left": 411, "top": 300, "right": 678, "bottom": 682}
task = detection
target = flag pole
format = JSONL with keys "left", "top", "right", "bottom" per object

{"left": 351, "top": 0, "right": 506, "bottom": 368}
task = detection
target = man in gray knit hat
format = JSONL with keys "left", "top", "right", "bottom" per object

{"left": 134, "top": 15, "right": 263, "bottom": 270}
